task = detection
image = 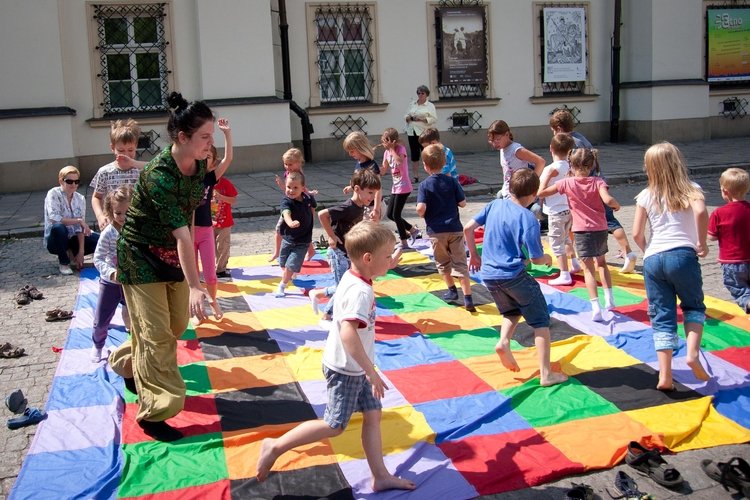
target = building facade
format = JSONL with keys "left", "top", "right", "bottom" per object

{"left": 0, "top": 0, "right": 748, "bottom": 192}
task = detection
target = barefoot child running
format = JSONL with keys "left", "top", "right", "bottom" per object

{"left": 632, "top": 142, "right": 711, "bottom": 389}
{"left": 91, "top": 185, "right": 133, "bottom": 362}
{"left": 257, "top": 221, "right": 416, "bottom": 493}
{"left": 464, "top": 169, "right": 568, "bottom": 386}
{"left": 538, "top": 148, "right": 621, "bottom": 322}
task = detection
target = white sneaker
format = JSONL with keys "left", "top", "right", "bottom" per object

{"left": 274, "top": 286, "right": 286, "bottom": 298}
{"left": 549, "top": 274, "right": 573, "bottom": 286}
{"left": 90, "top": 346, "right": 102, "bottom": 363}
{"left": 621, "top": 252, "right": 637, "bottom": 273}
{"left": 59, "top": 264, "right": 73, "bottom": 275}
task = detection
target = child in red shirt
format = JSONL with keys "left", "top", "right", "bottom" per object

{"left": 213, "top": 176, "right": 238, "bottom": 278}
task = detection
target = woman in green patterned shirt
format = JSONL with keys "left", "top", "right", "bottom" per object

{"left": 109, "top": 92, "right": 221, "bottom": 442}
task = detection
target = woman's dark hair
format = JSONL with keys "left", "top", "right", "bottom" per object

{"left": 166, "top": 91, "right": 214, "bottom": 141}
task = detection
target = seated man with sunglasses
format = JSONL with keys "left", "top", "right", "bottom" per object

{"left": 44, "top": 165, "right": 99, "bottom": 275}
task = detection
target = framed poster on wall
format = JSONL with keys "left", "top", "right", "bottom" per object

{"left": 706, "top": 7, "right": 750, "bottom": 83}
{"left": 436, "top": 6, "right": 486, "bottom": 86}
{"left": 543, "top": 7, "right": 586, "bottom": 83}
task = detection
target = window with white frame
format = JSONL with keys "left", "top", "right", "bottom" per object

{"left": 312, "top": 4, "right": 375, "bottom": 104}
{"left": 532, "top": 2, "right": 593, "bottom": 97}
{"left": 92, "top": 3, "right": 171, "bottom": 115}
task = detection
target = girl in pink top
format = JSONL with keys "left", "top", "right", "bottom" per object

{"left": 539, "top": 148, "right": 621, "bottom": 321}
{"left": 381, "top": 128, "right": 420, "bottom": 247}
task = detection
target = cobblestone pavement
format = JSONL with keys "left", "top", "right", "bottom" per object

{"left": 1, "top": 174, "right": 748, "bottom": 499}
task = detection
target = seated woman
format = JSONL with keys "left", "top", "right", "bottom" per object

{"left": 44, "top": 165, "right": 99, "bottom": 275}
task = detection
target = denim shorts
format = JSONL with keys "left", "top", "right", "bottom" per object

{"left": 573, "top": 230, "right": 608, "bottom": 258}
{"left": 721, "top": 262, "right": 750, "bottom": 312}
{"left": 604, "top": 204, "right": 623, "bottom": 233}
{"left": 643, "top": 246, "right": 706, "bottom": 350}
{"left": 279, "top": 240, "right": 308, "bottom": 273}
{"left": 322, "top": 366, "right": 381, "bottom": 429}
{"left": 483, "top": 271, "right": 550, "bottom": 328}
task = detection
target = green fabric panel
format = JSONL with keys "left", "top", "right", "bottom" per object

{"left": 180, "top": 362, "right": 212, "bottom": 396}
{"left": 567, "top": 287, "right": 645, "bottom": 307}
{"left": 427, "top": 328, "right": 523, "bottom": 359}
{"left": 118, "top": 432, "right": 227, "bottom": 497}
{"left": 678, "top": 317, "right": 750, "bottom": 351}
{"left": 527, "top": 264, "right": 556, "bottom": 278}
{"left": 376, "top": 292, "right": 449, "bottom": 314}
{"left": 378, "top": 270, "right": 402, "bottom": 281}
{"left": 180, "top": 326, "right": 197, "bottom": 341}
{"left": 501, "top": 377, "right": 620, "bottom": 427}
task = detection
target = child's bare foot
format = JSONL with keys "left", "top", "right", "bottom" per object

{"left": 495, "top": 341, "right": 520, "bottom": 372}
{"left": 656, "top": 376, "right": 674, "bottom": 391}
{"left": 372, "top": 474, "right": 416, "bottom": 492}
{"left": 256, "top": 438, "right": 279, "bottom": 482}
{"left": 540, "top": 371, "right": 568, "bottom": 387}
{"left": 686, "top": 354, "right": 711, "bottom": 381}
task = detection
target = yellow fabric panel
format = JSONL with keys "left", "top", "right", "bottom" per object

{"left": 283, "top": 347, "right": 325, "bottom": 381}
{"left": 471, "top": 304, "right": 506, "bottom": 327}
{"left": 230, "top": 278, "right": 289, "bottom": 295}
{"left": 223, "top": 423, "right": 338, "bottom": 479}
{"left": 227, "top": 254, "right": 276, "bottom": 268}
{"left": 329, "top": 405, "right": 436, "bottom": 461}
{"left": 398, "top": 307, "right": 488, "bottom": 334}
{"left": 704, "top": 295, "right": 750, "bottom": 330}
{"left": 373, "top": 277, "right": 428, "bottom": 296}
{"left": 625, "top": 397, "right": 750, "bottom": 451}
{"left": 550, "top": 335, "right": 641, "bottom": 376}
{"left": 206, "top": 353, "right": 294, "bottom": 392}
{"left": 538, "top": 412, "right": 666, "bottom": 470}
{"left": 396, "top": 251, "right": 432, "bottom": 266}
{"left": 461, "top": 352, "right": 563, "bottom": 391}
{"left": 254, "top": 304, "right": 321, "bottom": 330}
{"left": 194, "top": 312, "right": 264, "bottom": 338}
{"left": 401, "top": 273, "right": 454, "bottom": 292}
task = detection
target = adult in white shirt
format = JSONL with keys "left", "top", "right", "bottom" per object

{"left": 404, "top": 85, "right": 437, "bottom": 183}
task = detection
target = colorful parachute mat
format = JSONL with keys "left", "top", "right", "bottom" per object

{"left": 10, "top": 238, "right": 750, "bottom": 499}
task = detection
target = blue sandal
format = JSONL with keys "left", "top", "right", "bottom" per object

{"left": 5, "top": 389, "right": 27, "bottom": 414}
{"left": 7, "top": 407, "right": 47, "bottom": 430}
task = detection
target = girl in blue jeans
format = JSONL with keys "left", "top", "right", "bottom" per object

{"left": 632, "top": 142, "right": 711, "bottom": 390}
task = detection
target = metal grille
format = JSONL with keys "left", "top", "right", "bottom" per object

{"left": 136, "top": 129, "right": 162, "bottom": 159}
{"left": 538, "top": 3, "right": 587, "bottom": 95}
{"left": 448, "top": 109, "right": 482, "bottom": 134}
{"left": 436, "top": 1, "right": 488, "bottom": 99}
{"left": 93, "top": 3, "right": 170, "bottom": 115}
{"left": 549, "top": 105, "right": 581, "bottom": 125}
{"left": 330, "top": 115, "right": 368, "bottom": 139}
{"left": 720, "top": 97, "right": 748, "bottom": 119}
{"left": 314, "top": 4, "right": 374, "bottom": 103}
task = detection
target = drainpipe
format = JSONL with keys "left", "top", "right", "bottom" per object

{"left": 279, "top": 0, "right": 314, "bottom": 161}
{"left": 610, "top": 0, "right": 622, "bottom": 143}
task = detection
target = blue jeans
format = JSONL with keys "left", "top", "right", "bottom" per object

{"left": 483, "top": 271, "right": 550, "bottom": 328}
{"left": 722, "top": 262, "right": 750, "bottom": 312}
{"left": 323, "top": 247, "right": 351, "bottom": 316}
{"left": 45, "top": 223, "right": 99, "bottom": 265}
{"left": 643, "top": 247, "right": 706, "bottom": 350}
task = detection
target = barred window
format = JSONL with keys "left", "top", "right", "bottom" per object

{"left": 313, "top": 4, "right": 374, "bottom": 103}
{"left": 93, "top": 3, "right": 171, "bottom": 115}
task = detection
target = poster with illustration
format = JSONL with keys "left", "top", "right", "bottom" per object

{"left": 543, "top": 7, "right": 586, "bottom": 83}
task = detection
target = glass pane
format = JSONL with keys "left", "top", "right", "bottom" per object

{"left": 316, "top": 17, "right": 338, "bottom": 42}
{"left": 320, "top": 76, "right": 341, "bottom": 100}
{"left": 345, "top": 74, "right": 365, "bottom": 98}
{"left": 133, "top": 17, "right": 158, "bottom": 44}
{"left": 343, "top": 18, "right": 363, "bottom": 41}
{"left": 343, "top": 50, "right": 364, "bottom": 73}
{"left": 107, "top": 54, "right": 131, "bottom": 80}
{"left": 109, "top": 81, "right": 133, "bottom": 109}
{"left": 318, "top": 50, "right": 338, "bottom": 75}
{"left": 137, "top": 80, "right": 161, "bottom": 107}
{"left": 136, "top": 53, "right": 159, "bottom": 79}
{"left": 104, "top": 18, "right": 128, "bottom": 45}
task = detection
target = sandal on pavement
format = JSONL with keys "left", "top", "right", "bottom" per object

{"left": 625, "top": 441, "right": 683, "bottom": 488}
{"left": 565, "top": 482, "right": 594, "bottom": 500}
{"left": 701, "top": 457, "right": 750, "bottom": 497}
{"left": 23, "top": 285, "right": 44, "bottom": 300}
{"left": 45, "top": 309, "right": 73, "bottom": 322}
{"left": 14, "top": 288, "right": 30, "bottom": 305}
{"left": 606, "top": 471, "right": 650, "bottom": 499}
{"left": 7, "top": 407, "right": 47, "bottom": 430}
{"left": 5, "top": 389, "right": 27, "bottom": 414}
{"left": 0, "top": 342, "right": 25, "bottom": 358}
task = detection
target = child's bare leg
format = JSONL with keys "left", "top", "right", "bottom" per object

{"left": 257, "top": 419, "right": 343, "bottom": 482}
{"left": 361, "top": 410, "right": 416, "bottom": 492}
{"left": 581, "top": 258, "right": 603, "bottom": 321}
{"left": 656, "top": 349, "right": 674, "bottom": 390}
{"left": 535, "top": 327, "right": 568, "bottom": 386}
{"left": 275, "top": 268, "right": 294, "bottom": 297}
{"left": 306, "top": 242, "right": 315, "bottom": 261}
{"left": 269, "top": 233, "right": 281, "bottom": 262}
{"left": 597, "top": 256, "right": 615, "bottom": 314}
{"left": 459, "top": 275, "right": 472, "bottom": 296}
{"left": 495, "top": 315, "right": 521, "bottom": 372}
{"left": 685, "top": 322, "right": 710, "bottom": 381}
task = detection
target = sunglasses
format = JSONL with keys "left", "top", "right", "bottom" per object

{"left": 63, "top": 179, "right": 80, "bottom": 185}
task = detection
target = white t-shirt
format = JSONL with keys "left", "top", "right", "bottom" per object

{"left": 322, "top": 270, "right": 376, "bottom": 376}
{"left": 635, "top": 184, "right": 701, "bottom": 259}
{"left": 500, "top": 142, "right": 530, "bottom": 198}
{"left": 541, "top": 160, "right": 571, "bottom": 215}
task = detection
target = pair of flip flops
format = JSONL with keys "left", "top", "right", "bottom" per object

{"left": 625, "top": 441, "right": 683, "bottom": 488}
{"left": 14, "top": 284, "right": 43, "bottom": 305}
{"left": 701, "top": 456, "right": 750, "bottom": 497}
{"left": 45, "top": 308, "right": 73, "bottom": 322}
{"left": 0, "top": 342, "right": 25, "bottom": 358}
